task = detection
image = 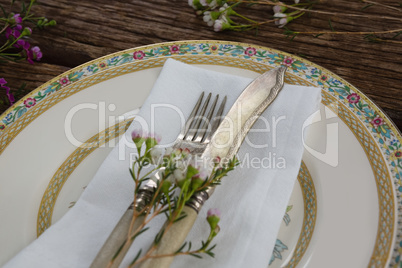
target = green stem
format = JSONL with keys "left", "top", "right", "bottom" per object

{"left": 0, "top": 53, "right": 21, "bottom": 56}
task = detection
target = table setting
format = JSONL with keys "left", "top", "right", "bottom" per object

{"left": 0, "top": 1, "right": 401, "bottom": 268}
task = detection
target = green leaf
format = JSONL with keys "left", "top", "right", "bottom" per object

{"left": 314, "top": 33, "right": 324, "bottom": 38}
{"left": 361, "top": 4, "right": 374, "bottom": 10}
{"left": 189, "top": 253, "right": 202, "bottom": 259}
{"left": 286, "top": 205, "right": 293, "bottom": 212}
{"left": 129, "top": 249, "right": 142, "bottom": 266}
{"left": 131, "top": 227, "right": 149, "bottom": 240}
{"left": 175, "top": 242, "right": 187, "bottom": 253}
{"left": 207, "top": 244, "right": 217, "bottom": 252}
{"left": 328, "top": 19, "right": 334, "bottom": 32}
{"left": 392, "top": 31, "right": 402, "bottom": 39}
{"left": 173, "top": 211, "right": 188, "bottom": 223}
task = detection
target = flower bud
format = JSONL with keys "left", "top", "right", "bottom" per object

{"left": 131, "top": 129, "right": 145, "bottom": 146}
{"left": 207, "top": 208, "right": 221, "bottom": 231}
{"left": 161, "top": 180, "right": 172, "bottom": 195}
{"left": 47, "top": 20, "right": 57, "bottom": 26}
{"left": 21, "top": 27, "right": 32, "bottom": 37}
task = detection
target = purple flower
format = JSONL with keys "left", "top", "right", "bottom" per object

{"left": 27, "top": 46, "right": 42, "bottom": 64}
{"left": 15, "top": 39, "right": 30, "bottom": 50}
{"left": 13, "top": 14, "right": 23, "bottom": 24}
{"left": 0, "top": 78, "right": 7, "bottom": 86}
{"left": 5, "top": 25, "right": 22, "bottom": 39}
{"left": 0, "top": 78, "right": 15, "bottom": 105}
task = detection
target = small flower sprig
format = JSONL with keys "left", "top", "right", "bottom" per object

{"left": 108, "top": 130, "right": 238, "bottom": 267}
{"left": 0, "top": 0, "right": 56, "bottom": 106}
{"left": 188, "top": 0, "right": 311, "bottom": 32}
{"left": 189, "top": 0, "right": 402, "bottom": 43}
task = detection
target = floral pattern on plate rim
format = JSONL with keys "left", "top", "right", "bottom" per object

{"left": 0, "top": 41, "right": 401, "bottom": 265}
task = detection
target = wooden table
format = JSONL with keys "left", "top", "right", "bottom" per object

{"left": 1, "top": 0, "right": 401, "bottom": 130}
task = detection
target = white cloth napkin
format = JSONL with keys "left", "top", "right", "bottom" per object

{"left": 5, "top": 59, "right": 321, "bottom": 268}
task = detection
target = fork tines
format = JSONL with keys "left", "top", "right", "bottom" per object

{"left": 182, "top": 92, "right": 227, "bottom": 144}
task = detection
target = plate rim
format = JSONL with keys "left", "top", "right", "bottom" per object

{"left": 1, "top": 40, "right": 401, "bottom": 267}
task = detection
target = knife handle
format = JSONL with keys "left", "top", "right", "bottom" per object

{"left": 139, "top": 205, "right": 198, "bottom": 268}
{"left": 90, "top": 205, "right": 145, "bottom": 268}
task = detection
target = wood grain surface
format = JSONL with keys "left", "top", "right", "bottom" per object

{"left": 0, "top": 0, "right": 401, "bottom": 130}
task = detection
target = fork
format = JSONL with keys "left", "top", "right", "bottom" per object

{"left": 90, "top": 92, "right": 227, "bottom": 268}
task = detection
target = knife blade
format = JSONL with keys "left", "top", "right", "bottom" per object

{"left": 139, "top": 66, "right": 287, "bottom": 268}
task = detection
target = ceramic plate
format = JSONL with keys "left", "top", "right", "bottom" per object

{"left": 0, "top": 41, "right": 401, "bottom": 267}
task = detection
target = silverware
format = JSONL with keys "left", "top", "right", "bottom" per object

{"left": 139, "top": 66, "right": 287, "bottom": 268}
{"left": 90, "top": 92, "right": 227, "bottom": 268}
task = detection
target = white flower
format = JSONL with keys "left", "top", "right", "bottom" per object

{"left": 150, "top": 147, "right": 165, "bottom": 164}
{"left": 173, "top": 159, "right": 188, "bottom": 183}
{"left": 275, "top": 17, "right": 289, "bottom": 28}
{"left": 173, "top": 168, "right": 187, "bottom": 181}
{"left": 218, "top": 3, "right": 229, "bottom": 12}
{"left": 213, "top": 16, "right": 230, "bottom": 32}
{"left": 214, "top": 19, "right": 223, "bottom": 32}
{"left": 200, "top": 0, "right": 208, "bottom": 6}
{"left": 203, "top": 11, "right": 214, "bottom": 26}
{"left": 208, "top": 0, "right": 218, "bottom": 8}
{"left": 294, "top": 0, "right": 300, "bottom": 3}
{"left": 273, "top": 2, "right": 286, "bottom": 13}
{"left": 188, "top": 0, "right": 196, "bottom": 9}
{"left": 165, "top": 147, "right": 173, "bottom": 156}
{"left": 274, "top": 12, "right": 287, "bottom": 18}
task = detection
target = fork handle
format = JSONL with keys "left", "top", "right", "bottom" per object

{"left": 139, "top": 206, "right": 198, "bottom": 268}
{"left": 90, "top": 205, "right": 145, "bottom": 268}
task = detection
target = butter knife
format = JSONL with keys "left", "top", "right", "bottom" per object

{"left": 139, "top": 66, "right": 287, "bottom": 268}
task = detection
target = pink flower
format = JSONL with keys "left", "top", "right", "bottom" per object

{"left": 371, "top": 116, "right": 384, "bottom": 127}
{"left": 98, "top": 62, "right": 106, "bottom": 68}
{"left": 244, "top": 47, "right": 257, "bottom": 57}
{"left": 207, "top": 208, "right": 221, "bottom": 219}
{"left": 24, "top": 97, "right": 36, "bottom": 108}
{"left": 347, "top": 93, "right": 360, "bottom": 104}
{"left": 210, "top": 45, "right": 218, "bottom": 52}
{"left": 59, "top": 76, "right": 70, "bottom": 86}
{"left": 133, "top": 51, "right": 145, "bottom": 60}
{"left": 148, "top": 133, "right": 161, "bottom": 143}
{"left": 26, "top": 46, "right": 42, "bottom": 64}
{"left": 131, "top": 129, "right": 145, "bottom": 140}
{"left": 169, "top": 45, "right": 181, "bottom": 54}
{"left": 282, "top": 56, "right": 294, "bottom": 66}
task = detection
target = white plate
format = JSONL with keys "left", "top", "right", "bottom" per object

{"left": 1, "top": 41, "right": 401, "bottom": 267}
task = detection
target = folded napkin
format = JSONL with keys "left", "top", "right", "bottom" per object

{"left": 5, "top": 59, "right": 321, "bottom": 268}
